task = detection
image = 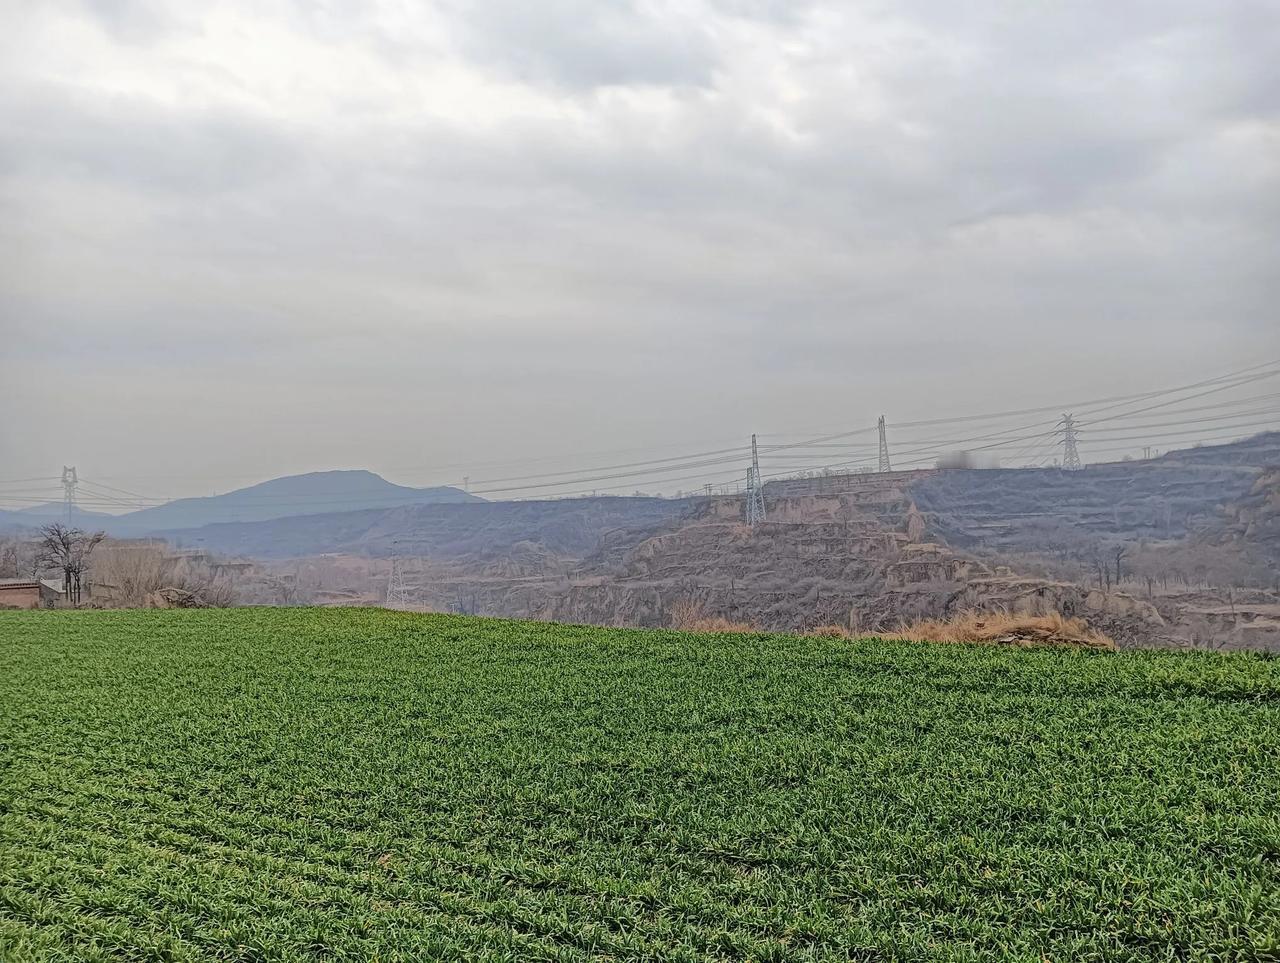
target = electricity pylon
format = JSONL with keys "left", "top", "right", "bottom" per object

{"left": 745, "top": 434, "right": 765, "bottom": 527}
{"left": 877, "top": 416, "right": 892, "bottom": 472}
{"left": 1059, "top": 413, "right": 1082, "bottom": 470}
{"left": 61, "top": 466, "right": 78, "bottom": 524}
{"left": 385, "top": 556, "right": 412, "bottom": 608}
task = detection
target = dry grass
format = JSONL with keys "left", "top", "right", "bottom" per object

{"left": 893, "top": 609, "right": 1115, "bottom": 650}
{"left": 667, "top": 597, "right": 705, "bottom": 631}
{"left": 669, "top": 597, "right": 1113, "bottom": 649}
{"left": 91, "top": 543, "right": 237, "bottom": 608}
{"left": 685, "top": 617, "right": 756, "bottom": 633}
{"left": 668, "top": 598, "right": 755, "bottom": 633}
{"left": 807, "top": 624, "right": 854, "bottom": 639}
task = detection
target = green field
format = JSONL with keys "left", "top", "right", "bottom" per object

{"left": 1, "top": 609, "right": 1278, "bottom": 961}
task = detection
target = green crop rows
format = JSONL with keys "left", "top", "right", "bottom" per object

{"left": 1, "top": 609, "right": 1278, "bottom": 961}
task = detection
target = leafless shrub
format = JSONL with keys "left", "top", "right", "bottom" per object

{"left": 893, "top": 609, "right": 1115, "bottom": 650}
{"left": 91, "top": 542, "right": 238, "bottom": 608}
{"left": 807, "top": 624, "right": 854, "bottom": 638}
{"left": 668, "top": 597, "right": 705, "bottom": 630}
{"left": 0, "top": 536, "right": 40, "bottom": 579}
{"left": 684, "top": 616, "right": 756, "bottom": 633}
{"left": 668, "top": 597, "right": 756, "bottom": 633}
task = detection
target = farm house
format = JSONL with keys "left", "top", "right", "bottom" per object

{"left": 0, "top": 578, "right": 65, "bottom": 609}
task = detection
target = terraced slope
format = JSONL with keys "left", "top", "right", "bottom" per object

{"left": 148, "top": 495, "right": 692, "bottom": 560}
{"left": 2, "top": 608, "right": 1278, "bottom": 961}
{"left": 909, "top": 432, "right": 1280, "bottom": 551}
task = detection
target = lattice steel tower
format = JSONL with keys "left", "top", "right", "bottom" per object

{"left": 385, "top": 556, "right": 413, "bottom": 608}
{"left": 877, "top": 416, "right": 892, "bottom": 473}
{"left": 61, "top": 466, "right": 78, "bottom": 524}
{"left": 1059, "top": 413, "right": 1082, "bottom": 470}
{"left": 744, "top": 434, "right": 766, "bottom": 527}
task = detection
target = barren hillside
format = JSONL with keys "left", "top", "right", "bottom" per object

{"left": 909, "top": 433, "right": 1280, "bottom": 552}
{"left": 158, "top": 496, "right": 695, "bottom": 561}
{"left": 147, "top": 434, "right": 1280, "bottom": 650}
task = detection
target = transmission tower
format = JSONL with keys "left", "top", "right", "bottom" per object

{"left": 744, "top": 434, "right": 766, "bottom": 527}
{"left": 1058, "top": 413, "right": 1082, "bottom": 470}
{"left": 61, "top": 466, "right": 78, "bottom": 524}
{"left": 385, "top": 556, "right": 413, "bottom": 609}
{"left": 877, "top": 416, "right": 892, "bottom": 473}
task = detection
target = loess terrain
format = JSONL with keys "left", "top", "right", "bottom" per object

{"left": 2, "top": 608, "right": 1279, "bottom": 960}
{"left": 22, "top": 433, "right": 1276, "bottom": 650}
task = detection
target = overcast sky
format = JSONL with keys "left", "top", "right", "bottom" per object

{"left": 1, "top": 0, "right": 1277, "bottom": 499}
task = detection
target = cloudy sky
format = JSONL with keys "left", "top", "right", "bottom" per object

{"left": 1, "top": 0, "right": 1277, "bottom": 499}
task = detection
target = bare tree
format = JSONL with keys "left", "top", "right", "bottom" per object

{"left": 0, "top": 536, "right": 40, "bottom": 579}
{"left": 37, "top": 523, "right": 105, "bottom": 606}
{"left": 91, "top": 541, "right": 239, "bottom": 607}
{"left": 1088, "top": 544, "right": 1108, "bottom": 590}
{"left": 1113, "top": 545, "right": 1128, "bottom": 587}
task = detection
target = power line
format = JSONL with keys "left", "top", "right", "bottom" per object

{"left": 1075, "top": 404, "right": 1280, "bottom": 433}
{"left": 1063, "top": 418, "right": 1280, "bottom": 447}
{"left": 51, "top": 416, "right": 1272, "bottom": 509}
{"left": 380, "top": 435, "right": 750, "bottom": 477}
{"left": 58, "top": 402, "right": 1272, "bottom": 510}
{"left": 1069, "top": 430, "right": 1280, "bottom": 461}
{"left": 764, "top": 417, "right": 1061, "bottom": 457}
{"left": 469, "top": 444, "right": 747, "bottom": 486}
{"left": 758, "top": 358, "right": 1280, "bottom": 437}
{"left": 1075, "top": 390, "right": 1280, "bottom": 422}
{"left": 13, "top": 361, "right": 1276, "bottom": 512}
{"left": 76, "top": 479, "right": 161, "bottom": 501}
{"left": 757, "top": 397, "right": 1280, "bottom": 454}
{"left": 1078, "top": 370, "right": 1280, "bottom": 426}
{"left": 898, "top": 358, "right": 1280, "bottom": 428}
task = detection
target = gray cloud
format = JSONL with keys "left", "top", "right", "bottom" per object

{"left": 2, "top": 85, "right": 300, "bottom": 194}
{"left": 441, "top": 0, "right": 720, "bottom": 89}
{"left": 73, "top": 0, "right": 175, "bottom": 43}
{"left": 1, "top": 0, "right": 1277, "bottom": 494}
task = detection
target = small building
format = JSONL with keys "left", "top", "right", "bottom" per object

{"left": 0, "top": 578, "right": 62, "bottom": 609}
{"left": 0, "top": 579, "right": 40, "bottom": 608}
{"left": 0, "top": 578, "right": 65, "bottom": 609}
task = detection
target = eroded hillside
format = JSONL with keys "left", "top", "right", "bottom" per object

{"left": 170, "top": 434, "right": 1280, "bottom": 650}
{"left": 327, "top": 472, "right": 1171, "bottom": 648}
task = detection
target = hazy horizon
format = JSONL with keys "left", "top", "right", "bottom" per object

{"left": 3, "top": 1, "right": 1278, "bottom": 505}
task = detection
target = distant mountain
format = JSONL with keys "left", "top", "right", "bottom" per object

{"left": 8, "top": 503, "right": 115, "bottom": 524}
{"left": 145, "top": 496, "right": 692, "bottom": 559}
{"left": 104, "top": 471, "right": 481, "bottom": 535}
{"left": 0, "top": 510, "right": 34, "bottom": 533}
{"left": 0, "top": 471, "right": 481, "bottom": 537}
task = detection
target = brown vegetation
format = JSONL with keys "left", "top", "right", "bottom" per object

{"left": 91, "top": 543, "right": 237, "bottom": 608}
{"left": 667, "top": 598, "right": 754, "bottom": 633}
{"left": 892, "top": 609, "right": 1116, "bottom": 650}
{"left": 684, "top": 617, "right": 757, "bottom": 633}
{"left": 666, "top": 597, "right": 704, "bottom": 630}
{"left": 807, "top": 624, "right": 855, "bottom": 638}
{"left": 667, "top": 597, "right": 1114, "bottom": 651}
{"left": 0, "top": 536, "right": 40, "bottom": 579}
